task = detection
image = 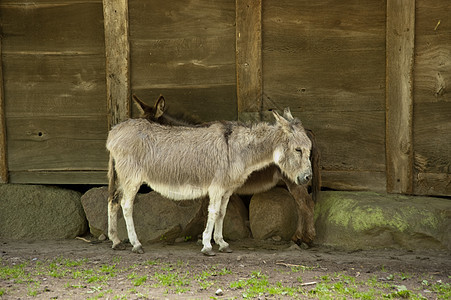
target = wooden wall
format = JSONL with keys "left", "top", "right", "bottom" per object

{"left": 0, "top": 0, "right": 449, "bottom": 196}
{"left": 0, "top": 0, "right": 108, "bottom": 184}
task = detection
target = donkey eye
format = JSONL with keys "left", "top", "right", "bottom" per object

{"left": 295, "top": 148, "right": 303, "bottom": 155}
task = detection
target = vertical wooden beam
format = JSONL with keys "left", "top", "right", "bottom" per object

{"left": 386, "top": 0, "right": 415, "bottom": 194}
{"left": 236, "top": 0, "right": 263, "bottom": 121}
{"left": 0, "top": 38, "right": 8, "bottom": 183}
{"left": 103, "top": 0, "right": 131, "bottom": 128}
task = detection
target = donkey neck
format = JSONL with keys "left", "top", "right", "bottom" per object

{"left": 232, "top": 122, "right": 285, "bottom": 174}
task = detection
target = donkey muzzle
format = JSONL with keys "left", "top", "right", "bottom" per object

{"left": 296, "top": 173, "right": 311, "bottom": 185}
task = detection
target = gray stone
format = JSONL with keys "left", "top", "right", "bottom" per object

{"left": 223, "top": 195, "right": 251, "bottom": 240}
{"left": 0, "top": 184, "right": 87, "bottom": 239}
{"left": 81, "top": 187, "right": 204, "bottom": 243}
{"left": 314, "top": 191, "right": 451, "bottom": 251}
{"left": 249, "top": 187, "right": 298, "bottom": 241}
{"left": 81, "top": 187, "right": 250, "bottom": 243}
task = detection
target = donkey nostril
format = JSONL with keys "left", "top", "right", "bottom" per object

{"left": 304, "top": 175, "right": 311, "bottom": 182}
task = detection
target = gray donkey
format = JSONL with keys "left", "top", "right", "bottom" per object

{"left": 107, "top": 101, "right": 312, "bottom": 255}
{"left": 132, "top": 95, "right": 320, "bottom": 245}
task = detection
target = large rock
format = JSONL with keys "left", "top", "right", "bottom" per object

{"left": 314, "top": 191, "right": 451, "bottom": 251}
{"left": 249, "top": 187, "right": 298, "bottom": 241}
{"left": 81, "top": 187, "right": 250, "bottom": 243}
{"left": 81, "top": 187, "right": 204, "bottom": 243}
{"left": 0, "top": 184, "right": 87, "bottom": 239}
{"left": 223, "top": 195, "right": 251, "bottom": 240}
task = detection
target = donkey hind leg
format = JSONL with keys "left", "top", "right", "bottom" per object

{"left": 108, "top": 190, "right": 125, "bottom": 250}
{"left": 120, "top": 184, "right": 144, "bottom": 254}
{"left": 214, "top": 192, "right": 233, "bottom": 253}
{"left": 201, "top": 192, "right": 224, "bottom": 256}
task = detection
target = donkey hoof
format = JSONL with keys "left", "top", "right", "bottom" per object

{"left": 132, "top": 245, "right": 144, "bottom": 254}
{"left": 201, "top": 248, "right": 216, "bottom": 256}
{"left": 219, "top": 246, "right": 233, "bottom": 253}
{"left": 112, "top": 243, "right": 126, "bottom": 251}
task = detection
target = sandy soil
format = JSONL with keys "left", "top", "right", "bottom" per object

{"left": 0, "top": 238, "right": 450, "bottom": 299}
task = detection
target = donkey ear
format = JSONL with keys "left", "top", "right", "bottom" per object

{"left": 154, "top": 95, "right": 166, "bottom": 118}
{"left": 132, "top": 94, "right": 149, "bottom": 114}
{"left": 273, "top": 110, "right": 291, "bottom": 127}
{"left": 283, "top": 108, "right": 294, "bottom": 121}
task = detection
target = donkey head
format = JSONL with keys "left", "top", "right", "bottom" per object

{"left": 132, "top": 94, "right": 165, "bottom": 121}
{"left": 272, "top": 109, "right": 312, "bottom": 185}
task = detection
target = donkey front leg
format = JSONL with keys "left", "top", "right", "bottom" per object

{"left": 214, "top": 192, "right": 233, "bottom": 253}
{"left": 201, "top": 192, "right": 223, "bottom": 256}
{"left": 284, "top": 179, "right": 316, "bottom": 245}
{"left": 120, "top": 185, "right": 144, "bottom": 254}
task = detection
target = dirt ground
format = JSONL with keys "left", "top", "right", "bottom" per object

{"left": 0, "top": 237, "right": 450, "bottom": 299}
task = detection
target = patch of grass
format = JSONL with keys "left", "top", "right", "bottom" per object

{"left": 0, "top": 261, "right": 34, "bottom": 284}
{"left": 132, "top": 275, "right": 147, "bottom": 286}
{"left": 230, "top": 270, "right": 299, "bottom": 298}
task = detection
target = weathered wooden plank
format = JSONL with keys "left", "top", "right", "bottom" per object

{"left": 0, "top": 0, "right": 104, "bottom": 54}
{"left": 0, "top": 39, "right": 8, "bottom": 183}
{"left": 129, "top": 0, "right": 237, "bottom": 121}
{"left": 103, "top": 0, "right": 130, "bottom": 128}
{"left": 414, "top": 0, "right": 450, "bottom": 104}
{"left": 9, "top": 171, "right": 108, "bottom": 185}
{"left": 236, "top": 0, "right": 262, "bottom": 119}
{"left": 386, "top": 0, "right": 415, "bottom": 194}
{"left": 132, "top": 86, "right": 237, "bottom": 122}
{"left": 3, "top": 54, "right": 106, "bottom": 117}
{"left": 130, "top": 38, "right": 236, "bottom": 89}
{"left": 6, "top": 116, "right": 108, "bottom": 171}
{"left": 322, "top": 171, "right": 386, "bottom": 193}
{"left": 412, "top": 0, "right": 451, "bottom": 196}
{"left": 262, "top": 0, "right": 386, "bottom": 113}
{"left": 414, "top": 173, "right": 451, "bottom": 197}
{"left": 128, "top": 0, "right": 236, "bottom": 40}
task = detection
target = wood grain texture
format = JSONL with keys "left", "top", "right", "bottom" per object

{"left": 103, "top": 0, "right": 131, "bottom": 128}
{"left": 9, "top": 171, "right": 108, "bottom": 185}
{"left": 1, "top": 0, "right": 108, "bottom": 184}
{"left": 385, "top": 0, "right": 415, "bottom": 194}
{"left": 413, "top": 0, "right": 451, "bottom": 196}
{"left": 0, "top": 39, "right": 7, "bottom": 183}
{"left": 262, "top": 0, "right": 386, "bottom": 113}
{"left": 6, "top": 116, "right": 108, "bottom": 172}
{"left": 129, "top": 0, "right": 237, "bottom": 121}
{"left": 236, "top": 0, "right": 262, "bottom": 119}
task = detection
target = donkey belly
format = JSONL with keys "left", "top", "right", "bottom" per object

{"left": 147, "top": 182, "right": 208, "bottom": 200}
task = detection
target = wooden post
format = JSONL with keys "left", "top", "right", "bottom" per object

{"left": 386, "top": 0, "right": 415, "bottom": 194}
{"left": 0, "top": 38, "right": 8, "bottom": 183}
{"left": 103, "top": 0, "right": 131, "bottom": 128}
{"left": 236, "top": 0, "right": 263, "bottom": 121}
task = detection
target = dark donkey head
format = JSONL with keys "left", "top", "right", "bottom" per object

{"left": 132, "top": 94, "right": 321, "bottom": 202}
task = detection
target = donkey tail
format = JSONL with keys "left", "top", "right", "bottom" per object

{"left": 306, "top": 129, "right": 321, "bottom": 203}
{"left": 107, "top": 154, "right": 118, "bottom": 203}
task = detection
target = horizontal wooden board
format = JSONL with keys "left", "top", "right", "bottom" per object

{"left": 414, "top": 172, "right": 451, "bottom": 196}
{"left": 6, "top": 116, "right": 108, "bottom": 171}
{"left": 130, "top": 38, "right": 236, "bottom": 88}
{"left": 9, "top": 171, "right": 108, "bottom": 185}
{"left": 413, "top": 102, "right": 451, "bottom": 175}
{"left": 261, "top": 0, "right": 386, "bottom": 113}
{"left": 3, "top": 53, "right": 106, "bottom": 117}
{"left": 322, "top": 170, "right": 386, "bottom": 192}
{"left": 132, "top": 86, "right": 237, "bottom": 122}
{"left": 0, "top": 0, "right": 104, "bottom": 54}
{"left": 128, "top": 0, "right": 235, "bottom": 40}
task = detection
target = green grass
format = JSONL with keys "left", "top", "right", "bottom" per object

{"left": 1, "top": 256, "right": 449, "bottom": 299}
